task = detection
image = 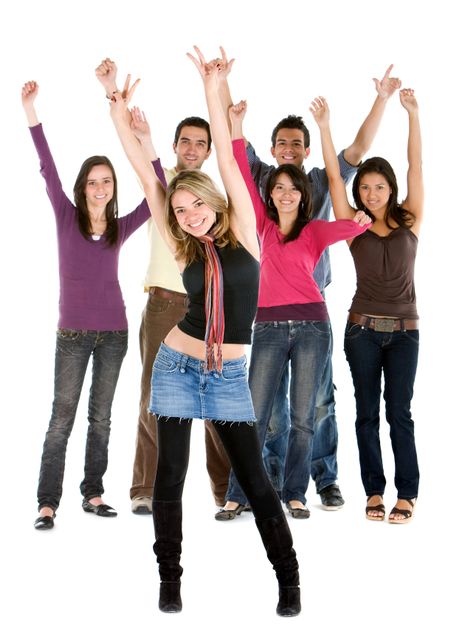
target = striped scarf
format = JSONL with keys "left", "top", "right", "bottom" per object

{"left": 200, "top": 233, "right": 225, "bottom": 372}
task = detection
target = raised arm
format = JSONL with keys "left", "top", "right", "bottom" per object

{"left": 95, "top": 57, "right": 140, "bottom": 100}
{"left": 187, "top": 47, "right": 258, "bottom": 258}
{"left": 22, "top": 81, "right": 40, "bottom": 126}
{"left": 310, "top": 96, "right": 356, "bottom": 221}
{"left": 109, "top": 93, "right": 175, "bottom": 255}
{"left": 399, "top": 89, "right": 423, "bottom": 234}
{"left": 344, "top": 65, "right": 401, "bottom": 166}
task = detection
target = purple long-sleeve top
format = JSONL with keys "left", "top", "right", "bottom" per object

{"left": 30, "top": 124, "right": 163, "bottom": 330}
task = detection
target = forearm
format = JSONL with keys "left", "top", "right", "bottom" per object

{"left": 204, "top": 84, "right": 234, "bottom": 166}
{"left": 344, "top": 94, "right": 388, "bottom": 165}
{"left": 218, "top": 77, "right": 233, "bottom": 133}
{"left": 139, "top": 136, "right": 158, "bottom": 164}
{"left": 320, "top": 123, "right": 341, "bottom": 182}
{"left": 24, "top": 103, "right": 39, "bottom": 127}
{"left": 407, "top": 111, "right": 422, "bottom": 170}
{"left": 112, "top": 114, "right": 157, "bottom": 189}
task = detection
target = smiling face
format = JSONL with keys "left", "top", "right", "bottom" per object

{"left": 173, "top": 126, "right": 211, "bottom": 171}
{"left": 270, "top": 172, "right": 302, "bottom": 217}
{"left": 271, "top": 128, "right": 310, "bottom": 168}
{"left": 171, "top": 188, "right": 216, "bottom": 237}
{"left": 358, "top": 172, "right": 392, "bottom": 217}
{"left": 84, "top": 164, "right": 114, "bottom": 211}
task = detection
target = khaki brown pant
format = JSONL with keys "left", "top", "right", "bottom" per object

{"left": 130, "top": 290, "right": 231, "bottom": 506}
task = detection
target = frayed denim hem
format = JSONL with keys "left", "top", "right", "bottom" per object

{"left": 152, "top": 413, "right": 255, "bottom": 426}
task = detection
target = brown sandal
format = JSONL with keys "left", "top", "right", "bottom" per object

{"left": 388, "top": 498, "right": 416, "bottom": 524}
{"left": 365, "top": 495, "right": 385, "bottom": 521}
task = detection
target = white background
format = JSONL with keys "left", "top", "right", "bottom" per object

{"left": 1, "top": 1, "right": 448, "bottom": 640}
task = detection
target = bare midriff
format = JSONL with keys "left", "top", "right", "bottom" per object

{"left": 164, "top": 325, "right": 245, "bottom": 361}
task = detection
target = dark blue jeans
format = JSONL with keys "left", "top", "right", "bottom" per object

{"left": 263, "top": 339, "right": 338, "bottom": 494}
{"left": 226, "top": 320, "right": 331, "bottom": 506}
{"left": 37, "top": 329, "right": 128, "bottom": 510}
{"left": 344, "top": 321, "right": 420, "bottom": 499}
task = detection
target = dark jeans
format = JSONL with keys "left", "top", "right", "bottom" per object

{"left": 344, "top": 322, "right": 420, "bottom": 498}
{"left": 154, "top": 417, "right": 281, "bottom": 521}
{"left": 37, "top": 329, "right": 128, "bottom": 511}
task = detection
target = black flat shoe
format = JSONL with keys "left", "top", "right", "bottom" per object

{"left": 82, "top": 500, "right": 117, "bottom": 517}
{"left": 34, "top": 515, "right": 54, "bottom": 530}
{"left": 214, "top": 504, "right": 250, "bottom": 521}
{"left": 286, "top": 502, "right": 310, "bottom": 519}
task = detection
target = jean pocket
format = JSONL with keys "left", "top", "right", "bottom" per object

{"left": 344, "top": 322, "right": 364, "bottom": 339}
{"left": 221, "top": 363, "right": 248, "bottom": 381}
{"left": 57, "top": 328, "right": 81, "bottom": 340}
{"left": 403, "top": 329, "right": 420, "bottom": 345}
{"left": 310, "top": 321, "right": 331, "bottom": 337}
{"left": 147, "top": 296, "right": 170, "bottom": 314}
{"left": 153, "top": 350, "right": 179, "bottom": 373}
{"left": 252, "top": 322, "right": 273, "bottom": 338}
{"left": 113, "top": 330, "right": 129, "bottom": 338}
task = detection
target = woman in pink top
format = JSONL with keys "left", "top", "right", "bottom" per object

{"left": 222, "top": 98, "right": 371, "bottom": 518}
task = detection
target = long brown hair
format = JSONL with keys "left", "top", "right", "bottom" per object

{"left": 165, "top": 170, "right": 237, "bottom": 264}
{"left": 73, "top": 156, "right": 119, "bottom": 246}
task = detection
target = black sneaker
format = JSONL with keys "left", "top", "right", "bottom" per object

{"left": 319, "top": 484, "right": 345, "bottom": 511}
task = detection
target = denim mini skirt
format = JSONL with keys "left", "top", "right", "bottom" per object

{"left": 149, "top": 343, "right": 256, "bottom": 422}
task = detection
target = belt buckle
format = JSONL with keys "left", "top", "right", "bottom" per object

{"left": 373, "top": 318, "right": 395, "bottom": 332}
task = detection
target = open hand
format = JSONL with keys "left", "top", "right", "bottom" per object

{"left": 130, "top": 106, "right": 151, "bottom": 142}
{"left": 309, "top": 96, "right": 329, "bottom": 128}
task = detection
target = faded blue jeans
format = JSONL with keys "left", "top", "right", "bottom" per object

{"left": 226, "top": 320, "right": 331, "bottom": 506}
{"left": 263, "top": 334, "right": 338, "bottom": 494}
{"left": 37, "top": 329, "right": 128, "bottom": 511}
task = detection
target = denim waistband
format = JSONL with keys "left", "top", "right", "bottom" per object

{"left": 159, "top": 342, "right": 247, "bottom": 371}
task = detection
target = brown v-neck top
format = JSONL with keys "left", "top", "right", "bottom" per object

{"left": 349, "top": 227, "right": 419, "bottom": 319}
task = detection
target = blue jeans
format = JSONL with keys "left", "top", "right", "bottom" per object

{"left": 226, "top": 320, "right": 331, "bottom": 506}
{"left": 263, "top": 339, "right": 338, "bottom": 494}
{"left": 37, "top": 329, "right": 128, "bottom": 510}
{"left": 344, "top": 322, "right": 420, "bottom": 499}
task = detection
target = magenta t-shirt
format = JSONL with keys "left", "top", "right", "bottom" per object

{"left": 30, "top": 124, "right": 152, "bottom": 330}
{"left": 232, "top": 138, "right": 370, "bottom": 320}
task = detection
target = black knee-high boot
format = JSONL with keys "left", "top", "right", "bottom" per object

{"left": 255, "top": 512, "right": 301, "bottom": 616}
{"left": 152, "top": 500, "right": 183, "bottom": 613}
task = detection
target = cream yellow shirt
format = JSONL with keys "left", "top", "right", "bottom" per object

{"left": 142, "top": 167, "right": 186, "bottom": 293}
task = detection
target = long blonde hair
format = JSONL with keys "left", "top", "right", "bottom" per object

{"left": 165, "top": 170, "right": 237, "bottom": 264}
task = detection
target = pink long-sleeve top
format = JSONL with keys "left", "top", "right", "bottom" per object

{"left": 232, "top": 139, "right": 370, "bottom": 321}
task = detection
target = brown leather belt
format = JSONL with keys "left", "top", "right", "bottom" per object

{"left": 148, "top": 286, "right": 187, "bottom": 302}
{"left": 348, "top": 312, "right": 419, "bottom": 332}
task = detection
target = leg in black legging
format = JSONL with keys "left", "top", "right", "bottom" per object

{"left": 212, "top": 421, "right": 280, "bottom": 520}
{"left": 212, "top": 421, "right": 300, "bottom": 615}
{"left": 153, "top": 416, "right": 192, "bottom": 613}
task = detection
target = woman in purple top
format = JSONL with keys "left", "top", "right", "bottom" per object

{"left": 312, "top": 91, "right": 423, "bottom": 524}
{"left": 22, "top": 80, "right": 151, "bottom": 530}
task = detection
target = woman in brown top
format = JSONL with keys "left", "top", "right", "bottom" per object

{"left": 312, "top": 88, "right": 423, "bottom": 524}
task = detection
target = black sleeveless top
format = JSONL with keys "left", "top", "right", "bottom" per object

{"left": 178, "top": 243, "right": 260, "bottom": 344}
